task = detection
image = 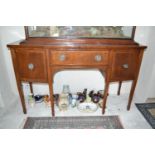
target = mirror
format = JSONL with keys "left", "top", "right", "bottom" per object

{"left": 26, "top": 26, "right": 135, "bottom": 39}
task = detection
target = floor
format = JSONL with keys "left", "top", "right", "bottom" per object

{"left": 0, "top": 94, "right": 152, "bottom": 129}
{"left": 146, "top": 98, "right": 155, "bottom": 103}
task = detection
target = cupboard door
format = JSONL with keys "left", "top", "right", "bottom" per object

{"left": 15, "top": 49, "right": 47, "bottom": 82}
{"left": 110, "top": 50, "right": 139, "bottom": 81}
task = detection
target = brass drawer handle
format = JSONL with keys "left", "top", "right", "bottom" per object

{"left": 122, "top": 64, "right": 129, "bottom": 69}
{"left": 95, "top": 55, "right": 102, "bottom": 62}
{"left": 28, "top": 63, "right": 34, "bottom": 70}
{"left": 59, "top": 54, "right": 66, "bottom": 61}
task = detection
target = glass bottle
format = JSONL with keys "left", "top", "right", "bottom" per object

{"left": 28, "top": 93, "right": 35, "bottom": 107}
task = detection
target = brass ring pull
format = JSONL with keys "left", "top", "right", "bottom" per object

{"left": 95, "top": 55, "right": 102, "bottom": 62}
{"left": 122, "top": 64, "right": 129, "bottom": 69}
{"left": 59, "top": 54, "right": 66, "bottom": 61}
{"left": 28, "top": 63, "right": 34, "bottom": 70}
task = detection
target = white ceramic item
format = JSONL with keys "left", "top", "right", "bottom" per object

{"left": 77, "top": 102, "right": 98, "bottom": 113}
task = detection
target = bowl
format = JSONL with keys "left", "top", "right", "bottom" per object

{"left": 77, "top": 102, "right": 98, "bottom": 113}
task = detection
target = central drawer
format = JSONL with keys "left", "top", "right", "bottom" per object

{"left": 50, "top": 51, "right": 109, "bottom": 66}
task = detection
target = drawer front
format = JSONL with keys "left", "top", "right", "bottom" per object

{"left": 50, "top": 51, "right": 109, "bottom": 66}
{"left": 15, "top": 49, "right": 47, "bottom": 82}
{"left": 110, "top": 50, "right": 139, "bottom": 81}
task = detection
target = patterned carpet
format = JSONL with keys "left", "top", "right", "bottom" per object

{"left": 23, "top": 116, "right": 123, "bottom": 129}
{"left": 136, "top": 103, "right": 155, "bottom": 128}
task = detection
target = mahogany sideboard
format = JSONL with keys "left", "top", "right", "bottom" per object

{"left": 7, "top": 38, "right": 147, "bottom": 116}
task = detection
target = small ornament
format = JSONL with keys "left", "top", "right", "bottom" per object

{"left": 43, "top": 95, "right": 51, "bottom": 107}
{"left": 89, "top": 90, "right": 100, "bottom": 103}
{"left": 28, "top": 93, "right": 35, "bottom": 107}
{"left": 77, "top": 89, "right": 87, "bottom": 103}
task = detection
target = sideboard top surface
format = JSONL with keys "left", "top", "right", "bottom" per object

{"left": 7, "top": 38, "right": 147, "bottom": 51}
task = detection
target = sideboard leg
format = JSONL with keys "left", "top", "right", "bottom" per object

{"left": 17, "top": 81, "right": 27, "bottom": 114}
{"left": 10, "top": 50, "right": 27, "bottom": 114}
{"left": 48, "top": 72, "right": 55, "bottom": 117}
{"left": 102, "top": 81, "right": 110, "bottom": 114}
{"left": 127, "top": 80, "right": 137, "bottom": 110}
{"left": 46, "top": 50, "right": 55, "bottom": 117}
{"left": 127, "top": 50, "right": 145, "bottom": 110}
{"left": 117, "top": 81, "right": 122, "bottom": 96}
{"left": 29, "top": 82, "right": 34, "bottom": 94}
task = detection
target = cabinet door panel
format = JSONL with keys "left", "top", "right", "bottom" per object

{"left": 110, "top": 50, "right": 139, "bottom": 81}
{"left": 15, "top": 49, "right": 47, "bottom": 82}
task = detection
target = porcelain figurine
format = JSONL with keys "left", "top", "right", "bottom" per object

{"left": 43, "top": 95, "right": 51, "bottom": 107}
{"left": 77, "top": 89, "right": 87, "bottom": 103}
{"left": 89, "top": 90, "right": 104, "bottom": 103}
{"left": 89, "top": 90, "right": 100, "bottom": 103}
{"left": 70, "top": 94, "right": 78, "bottom": 107}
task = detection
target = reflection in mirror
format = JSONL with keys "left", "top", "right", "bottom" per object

{"left": 27, "top": 26, "right": 134, "bottom": 39}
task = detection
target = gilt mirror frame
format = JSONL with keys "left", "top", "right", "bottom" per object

{"left": 24, "top": 26, "right": 136, "bottom": 41}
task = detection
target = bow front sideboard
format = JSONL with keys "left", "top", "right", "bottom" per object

{"left": 7, "top": 27, "right": 147, "bottom": 116}
{"left": 7, "top": 38, "right": 146, "bottom": 116}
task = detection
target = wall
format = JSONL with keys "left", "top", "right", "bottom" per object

{"left": 134, "top": 26, "right": 155, "bottom": 102}
{"left": 0, "top": 26, "right": 154, "bottom": 109}
{"left": 0, "top": 93, "right": 4, "bottom": 108}
{"left": 146, "top": 27, "right": 155, "bottom": 98}
{"left": 148, "top": 64, "right": 155, "bottom": 98}
{"left": 0, "top": 26, "right": 25, "bottom": 96}
{"left": 0, "top": 27, "right": 25, "bottom": 114}
{"left": 0, "top": 34, "right": 14, "bottom": 110}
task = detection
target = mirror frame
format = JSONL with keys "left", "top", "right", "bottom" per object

{"left": 24, "top": 26, "right": 136, "bottom": 40}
